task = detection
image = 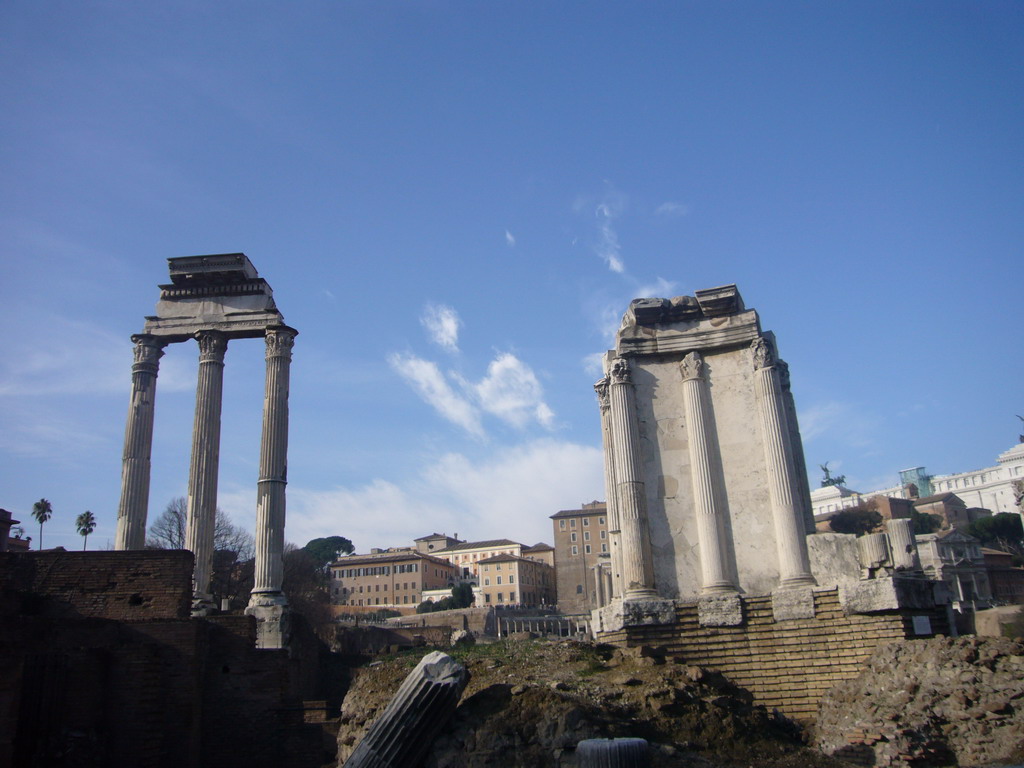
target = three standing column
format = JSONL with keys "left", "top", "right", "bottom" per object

{"left": 607, "top": 357, "right": 657, "bottom": 598}
{"left": 185, "top": 330, "right": 228, "bottom": 612}
{"left": 249, "top": 326, "right": 297, "bottom": 608}
{"left": 115, "top": 334, "right": 166, "bottom": 550}
{"left": 752, "top": 337, "right": 815, "bottom": 587}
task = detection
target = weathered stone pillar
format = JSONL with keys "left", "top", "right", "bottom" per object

{"left": 593, "top": 563, "right": 606, "bottom": 608}
{"left": 752, "top": 338, "right": 815, "bottom": 587}
{"left": 607, "top": 357, "right": 657, "bottom": 598}
{"left": 248, "top": 327, "right": 297, "bottom": 638}
{"left": 595, "top": 375, "right": 624, "bottom": 599}
{"left": 185, "top": 330, "right": 227, "bottom": 613}
{"left": 887, "top": 518, "right": 921, "bottom": 571}
{"left": 679, "top": 352, "right": 737, "bottom": 594}
{"left": 344, "top": 651, "right": 468, "bottom": 768}
{"left": 115, "top": 334, "right": 166, "bottom": 550}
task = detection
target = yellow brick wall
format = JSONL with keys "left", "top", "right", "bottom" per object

{"left": 598, "top": 589, "right": 949, "bottom": 723}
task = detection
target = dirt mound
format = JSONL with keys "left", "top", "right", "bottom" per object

{"left": 337, "top": 637, "right": 845, "bottom": 767}
{"left": 815, "top": 636, "right": 1024, "bottom": 767}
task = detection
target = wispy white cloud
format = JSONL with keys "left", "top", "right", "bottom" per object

{"left": 420, "top": 303, "right": 461, "bottom": 353}
{"left": 390, "top": 349, "right": 556, "bottom": 437}
{"left": 474, "top": 353, "right": 555, "bottom": 429}
{"left": 505, "top": 230, "right": 516, "bottom": 247}
{"left": 388, "top": 352, "right": 484, "bottom": 438}
{"left": 0, "top": 315, "right": 194, "bottom": 397}
{"left": 655, "top": 201, "right": 689, "bottom": 218}
{"left": 582, "top": 352, "right": 606, "bottom": 378}
{"left": 797, "top": 401, "right": 849, "bottom": 442}
{"left": 635, "top": 277, "right": 678, "bottom": 299}
{"left": 276, "top": 439, "right": 605, "bottom": 551}
{"left": 595, "top": 202, "right": 625, "bottom": 273}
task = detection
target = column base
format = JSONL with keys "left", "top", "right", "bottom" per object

{"left": 779, "top": 573, "right": 817, "bottom": 588}
{"left": 245, "top": 599, "right": 291, "bottom": 650}
{"left": 697, "top": 593, "right": 743, "bottom": 627}
{"left": 701, "top": 581, "right": 739, "bottom": 596}
{"left": 592, "top": 596, "right": 675, "bottom": 634}
{"left": 772, "top": 585, "right": 816, "bottom": 622}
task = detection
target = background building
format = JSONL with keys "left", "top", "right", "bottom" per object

{"left": 477, "top": 553, "right": 555, "bottom": 608}
{"left": 329, "top": 550, "right": 457, "bottom": 609}
{"left": 433, "top": 538, "right": 525, "bottom": 578}
{"left": 550, "top": 501, "right": 610, "bottom": 614}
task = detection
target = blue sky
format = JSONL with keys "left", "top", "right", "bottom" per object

{"left": 2, "top": 2, "right": 1021, "bottom": 553}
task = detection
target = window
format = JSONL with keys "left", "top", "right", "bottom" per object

{"left": 485, "top": 594, "right": 491, "bottom": 603}
{"left": 583, "top": 531, "right": 590, "bottom": 541}
{"left": 571, "top": 545, "right": 578, "bottom": 555}
{"left": 509, "top": 575, "right": 515, "bottom": 584}
{"left": 570, "top": 532, "right": 577, "bottom": 542}
{"left": 559, "top": 520, "right": 566, "bottom": 530}
{"left": 509, "top": 592, "right": 516, "bottom": 602}
{"left": 585, "top": 545, "right": 591, "bottom": 554}
{"left": 484, "top": 578, "right": 490, "bottom": 586}
{"left": 570, "top": 519, "right": 576, "bottom": 528}
{"left": 601, "top": 543, "right": 607, "bottom": 552}
{"left": 497, "top": 593, "right": 504, "bottom": 603}
{"left": 600, "top": 530, "right": 606, "bottom": 539}
{"left": 582, "top": 518, "right": 589, "bottom": 527}
{"left": 576, "top": 584, "right": 583, "bottom": 594}
{"left": 496, "top": 563, "right": 502, "bottom": 570}
{"left": 496, "top": 576, "right": 502, "bottom": 585}
{"left": 599, "top": 517, "right": 605, "bottom": 525}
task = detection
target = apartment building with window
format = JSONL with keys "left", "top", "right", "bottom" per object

{"left": 477, "top": 553, "right": 555, "bottom": 608}
{"left": 550, "top": 501, "right": 610, "bottom": 613}
{"left": 432, "top": 538, "right": 525, "bottom": 578}
{"left": 329, "top": 549, "right": 458, "bottom": 609}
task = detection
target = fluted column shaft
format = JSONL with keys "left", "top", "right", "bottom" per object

{"left": 680, "top": 352, "right": 736, "bottom": 594}
{"left": 185, "top": 330, "right": 228, "bottom": 608}
{"left": 595, "top": 375, "right": 624, "bottom": 599}
{"left": 250, "top": 326, "right": 296, "bottom": 603}
{"left": 607, "top": 358, "right": 657, "bottom": 598}
{"left": 752, "top": 338, "right": 815, "bottom": 587}
{"left": 116, "top": 335, "right": 166, "bottom": 550}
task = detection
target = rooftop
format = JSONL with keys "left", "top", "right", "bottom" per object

{"left": 434, "top": 538, "right": 522, "bottom": 553}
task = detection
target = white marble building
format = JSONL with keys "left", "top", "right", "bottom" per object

{"left": 812, "top": 442, "right": 1024, "bottom": 520}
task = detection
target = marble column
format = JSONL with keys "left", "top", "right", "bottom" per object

{"left": 595, "top": 375, "right": 624, "bottom": 599}
{"left": 115, "top": 334, "right": 166, "bottom": 550}
{"left": 249, "top": 326, "right": 297, "bottom": 608}
{"left": 185, "top": 330, "right": 228, "bottom": 612}
{"left": 752, "top": 338, "right": 815, "bottom": 587}
{"left": 679, "top": 352, "right": 737, "bottom": 594}
{"left": 607, "top": 357, "right": 657, "bottom": 598}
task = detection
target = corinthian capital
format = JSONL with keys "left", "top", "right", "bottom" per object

{"left": 751, "top": 337, "right": 775, "bottom": 370}
{"left": 679, "top": 351, "right": 705, "bottom": 382}
{"left": 130, "top": 334, "right": 166, "bottom": 372}
{"left": 609, "top": 357, "right": 632, "bottom": 385}
{"left": 195, "top": 330, "right": 228, "bottom": 363}
{"left": 265, "top": 326, "right": 297, "bottom": 360}
{"left": 594, "top": 376, "right": 610, "bottom": 411}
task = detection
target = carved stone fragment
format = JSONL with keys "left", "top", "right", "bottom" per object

{"left": 344, "top": 651, "right": 469, "bottom": 768}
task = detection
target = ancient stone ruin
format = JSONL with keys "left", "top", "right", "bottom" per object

{"left": 113, "top": 254, "right": 296, "bottom": 647}
{"left": 590, "top": 284, "right": 954, "bottom": 722}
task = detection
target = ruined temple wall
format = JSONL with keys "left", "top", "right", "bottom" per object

{"left": 0, "top": 550, "right": 194, "bottom": 621}
{"left": 598, "top": 588, "right": 950, "bottom": 724}
{"left": 634, "top": 342, "right": 782, "bottom": 599}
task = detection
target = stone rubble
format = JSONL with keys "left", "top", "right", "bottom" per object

{"left": 815, "top": 636, "right": 1024, "bottom": 767}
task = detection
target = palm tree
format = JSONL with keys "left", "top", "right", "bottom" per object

{"left": 32, "top": 498, "right": 53, "bottom": 550}
{"left": 76, "top": 510, "right": 96, "bottom": 551}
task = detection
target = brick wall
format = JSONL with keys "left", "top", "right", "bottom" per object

{"left": 599, "top": 589, "right": 950, "bottom": 723}
{"left": 0, "top": 550, "right": 193, "bottom": 620}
